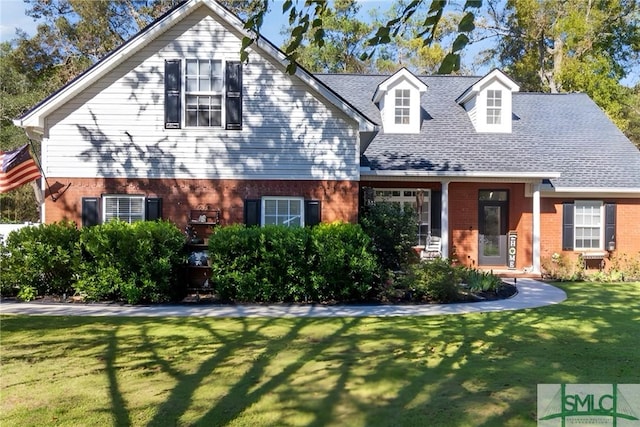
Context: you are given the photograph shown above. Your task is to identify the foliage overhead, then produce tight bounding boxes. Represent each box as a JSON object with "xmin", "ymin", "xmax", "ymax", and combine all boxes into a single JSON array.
[{"xmin": 480, "ymin": 0, "xmax": 640, "ymax": 133}]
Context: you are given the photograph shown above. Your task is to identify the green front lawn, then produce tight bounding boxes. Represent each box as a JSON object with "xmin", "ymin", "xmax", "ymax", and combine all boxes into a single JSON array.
[{"xmin": 1, "ymin": 282, "xmax": 639, "ymax": 426}]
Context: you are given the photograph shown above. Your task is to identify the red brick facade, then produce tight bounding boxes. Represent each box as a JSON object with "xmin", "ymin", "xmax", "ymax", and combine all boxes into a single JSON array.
[
  {"xmin": 46, "ymin": 178, "xmax": 639, "ymax": 270},
  {"xmin": 361, "ymin": 181, "xmax": 640, "ymax": 271},
  {"xmin": 540, "ymin": 198, "xmax": 640, "ymax": 267},
  {"xmin": 44, "ymin": 178, "xmax": 359, "ymax": 229}
]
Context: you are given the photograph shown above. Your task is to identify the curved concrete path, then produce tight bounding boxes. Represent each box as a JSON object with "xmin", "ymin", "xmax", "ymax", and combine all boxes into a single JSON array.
[{"xmin": 0, "ymin": 279, "xmax": 566, "ymax": 318}]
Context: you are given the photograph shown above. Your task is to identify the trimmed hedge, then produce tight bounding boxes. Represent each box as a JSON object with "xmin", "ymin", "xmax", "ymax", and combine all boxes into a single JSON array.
[
  {"xmin": 76, "ymin": 220, "xmax": 186, "ymax": 303},
  {"xmin": 0, "ymin": 221, "xmax": 80, "ymax": 298},
  {"xmin": 208, "ymin": 223, "xmax": 379, "ymax": 303},
  {"xmin": 0, "ymin": 220, "xmax": 186, "ymax": 303}
]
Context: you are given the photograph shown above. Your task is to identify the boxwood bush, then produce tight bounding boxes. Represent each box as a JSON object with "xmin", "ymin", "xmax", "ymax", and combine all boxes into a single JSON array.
[
  {"xmin": 0, "ymin": 221, "xmax": 80, "ymax": 299},
  {"xmin": 1, "ymin": 220, "xmax": 185, "ymax": 303},
  {"xmin": 208, "ymin": 223, "xmax": 379, "ymax": 303},
  {"xmin": 76, "ymin": 220, "xmax": 186, "ymax": 303}
]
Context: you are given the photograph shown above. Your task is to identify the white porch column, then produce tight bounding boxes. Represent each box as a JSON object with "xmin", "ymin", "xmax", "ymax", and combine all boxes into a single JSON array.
[
  {"xmin": 532, "ymin": 182, "xmax": 541, "ymax": 274},
  {"xmin": 441, "ymin": 181, "xmax": 449, "ymax": 259}
]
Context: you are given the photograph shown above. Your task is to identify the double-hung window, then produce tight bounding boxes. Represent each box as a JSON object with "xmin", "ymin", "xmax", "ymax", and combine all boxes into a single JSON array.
[
  {"xmin": 486, "ymin": 90, "xmax": 502, "ymax": 125},
  {"xmin": 394, "ymin": 89, "xmax": 411, "ymax": 125},
  {"xmin": 262, "ymin": 197, "xmax": 304, "ymax": 227},
  {"xmin": 165, "ymin": 58, "xmax": 242, "ymax": 130},
  {"xmin": 103, "ymin": 195, "xmax": 145, "ymax": 223},
  {"xmin": 185, "ymin": 59, "xmax": 223, "ymax": 127},
  {"xmin": 574, "ymin": 201, "xmax": 603, "ymax": 249}
]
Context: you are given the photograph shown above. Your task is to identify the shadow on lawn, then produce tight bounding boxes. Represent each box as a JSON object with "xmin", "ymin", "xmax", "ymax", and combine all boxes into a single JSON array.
[{"xmin": 2, "ymin": 283, "xmax": 638, "ymax": 426}]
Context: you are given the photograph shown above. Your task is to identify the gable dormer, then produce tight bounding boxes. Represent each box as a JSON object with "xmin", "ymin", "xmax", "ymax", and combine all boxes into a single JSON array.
[
  {"xmin": 456, "ymin": 69, "xmax": 520, "ymax": 133},
  {"xmin": 373, "ymin": 68, "xmax": 427, "ymax": 134}
]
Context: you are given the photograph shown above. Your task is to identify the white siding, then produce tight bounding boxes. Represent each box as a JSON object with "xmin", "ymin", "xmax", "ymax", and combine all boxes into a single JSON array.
[{"xmin": 44, "ymin": 5, "xmax": 359, "ymax": 181}]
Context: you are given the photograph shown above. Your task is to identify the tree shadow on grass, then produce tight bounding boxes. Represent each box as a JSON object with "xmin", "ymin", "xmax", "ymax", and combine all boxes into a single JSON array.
[
  {"xmin": 105, "ymin": 325, "xmax": 131, "ymax": 427},
  {"xmin": 1, "ymin": 283, "xmax": 639, "ymax": 426}
]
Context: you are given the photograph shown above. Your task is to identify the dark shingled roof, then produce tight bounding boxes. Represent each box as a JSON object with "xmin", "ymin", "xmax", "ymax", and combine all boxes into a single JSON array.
[{"xmin": 316, "ymin": 74, "xmax": 640, "ymax": 190}]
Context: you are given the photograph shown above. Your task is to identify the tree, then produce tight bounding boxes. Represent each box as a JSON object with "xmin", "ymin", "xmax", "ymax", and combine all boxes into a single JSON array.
[
  {"xmin": 243, "ymin": 0, "xmax": 482, "ymax": 74},
  {"xmin": 622, "ymin": 84, "xmax": 640, "ymax": 148},
  {"xmin": 282, "ymin": 0, "xmax": 373, "ymax": 73},
  {"xmin": 0, "ymin": 42, "xmax": 44, "ymax": 222},
  {"xmin": 481, "ymin": 0, "xmax": 640, "ymax": 132},
  {"xmin": 371, "ymin": 1, "xmax": 460, "ymax": 74}
]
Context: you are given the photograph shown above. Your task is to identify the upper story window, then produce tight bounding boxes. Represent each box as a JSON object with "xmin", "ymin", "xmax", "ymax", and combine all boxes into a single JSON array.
[
  {"xmin": 372, "ymin": 68, "xmax": 427, "ymax": 134},
  {"xmin": 164, "ymin": 59, "xmax": 242, "ymax": 130},
  {"xmin": 394, "ymin": 89, "xmax": 411, "ymax": 125},
  {"xmin": 456, "ymin": 70, "xmax": 519, "ymax": 133},
  {"xmin": 574, "ymin": 201, "xmax": 602, "ymax": 250},
  {"xmin": 486, "ymin": 90, "xmax": 502, "ymax": 125},
  {"xmin": 185, "ymin": 59, "xmax": 223, "ymax": 127}
]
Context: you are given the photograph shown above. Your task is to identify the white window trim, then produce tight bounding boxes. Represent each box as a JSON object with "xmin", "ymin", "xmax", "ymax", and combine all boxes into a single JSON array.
[
  {"xmin": 261, "ymin": 196, "xmax": 305, "ymax": 227},
  {"xmin": 574, "ymin": 200, "xmax": 604, "ymax": 250},
  {"xmin": 184, "ymin": 58, "xmax": 225, "ymax": 128},
  {"xmin": 394, "ymin": 89, "xmax": 411, "ymax": 125},
  {"xmin": 103, "ymin": 195, "xmax": 145, "ymax": 224},
  {"xmin": 486, "ymin": 89, "xmax": 502, "ymax": 125}
]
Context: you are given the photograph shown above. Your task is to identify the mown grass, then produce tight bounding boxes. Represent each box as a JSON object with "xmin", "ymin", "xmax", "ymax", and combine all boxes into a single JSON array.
[{"xmin": 1, "ymin": 282, "xmax": 639, "ymax": 427}]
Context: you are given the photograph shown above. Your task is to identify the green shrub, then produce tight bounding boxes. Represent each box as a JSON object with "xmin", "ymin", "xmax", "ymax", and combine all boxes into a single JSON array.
[
  {"xmin": 541, "ymin": 252, "xmax": 585, "ymax": 281},
  {"xmin": 209, "ymin": 223, "xmax": 379, "ymax": 303},
  {"xmin": 310, "ymin": 223, "xmax": 377, "ymax": 301},
  {"xmin": 409, "ymin": 258, "xmax": 459, "ymax": 303},
  {"xmin": 359, "ymin": 203, "xmax": 418, "ymax": 272},
  {"xmin": 0, "ymin": 221, "xmax": 80, "ymax": 298},
  {"xmin": 76, "ymin": 220, "xmax": 185, "ymax": 303},
  {"xmin": 458, "ymin": 268, "xmax": 503, "ymax": 293}
]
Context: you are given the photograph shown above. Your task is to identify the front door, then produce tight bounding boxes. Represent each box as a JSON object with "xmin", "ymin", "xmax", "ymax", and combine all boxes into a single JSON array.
[{"xmin": 478, "ymin": 190, "xmax": 509, "ymax": 266}]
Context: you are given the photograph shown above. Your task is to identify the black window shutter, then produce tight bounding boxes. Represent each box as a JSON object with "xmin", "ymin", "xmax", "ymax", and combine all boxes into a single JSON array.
[
  {"xmin": 165, "ymin": 59, "xmax": 181, "ymax": 129},
  {"xmin": 605, "ymin": 203, "xmax": 616, "ymax": 248},
  {"xmin": 430, "ymin": 190, "xmax": 441, "ymax": 236},
  {"xmin": 305, "ymin": 200, "xmax": 321, "ymax": 227},
  {"xmin": 225, "ymin": 61, "xmax": 242, "ymax": 130},
  {"xmin": 244, "ymin": 199, "xmax": 261, "ymax": 226},
  {"xmin": 562, "ymin": 202, "xmax": 574, "ymax": 250},
  {"xmin": 145, "ymin": 198, "xmax": 163, "ymax": 221},
  {"xmin": 82, "ymin": 197, "xmax": 100, "ymax": 227}
]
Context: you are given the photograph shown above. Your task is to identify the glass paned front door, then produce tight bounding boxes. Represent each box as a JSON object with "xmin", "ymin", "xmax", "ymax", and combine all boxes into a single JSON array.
[{"xmin": 478, "ymin": 191, "xmax": 508, "ymax": 265}]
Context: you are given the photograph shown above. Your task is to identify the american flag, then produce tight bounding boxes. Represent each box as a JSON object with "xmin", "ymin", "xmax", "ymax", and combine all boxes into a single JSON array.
[{"xmin": 0, "ymin": 145, "xmax": 42, "ymax": 193}]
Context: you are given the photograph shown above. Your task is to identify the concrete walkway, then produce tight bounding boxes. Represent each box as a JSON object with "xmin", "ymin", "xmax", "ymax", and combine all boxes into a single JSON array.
[{"xmin": 0, "ymin": 279, "xmax": 566, "ymax": 318}]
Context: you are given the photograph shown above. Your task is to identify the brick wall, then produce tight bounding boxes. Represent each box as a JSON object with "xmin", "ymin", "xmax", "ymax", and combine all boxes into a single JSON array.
[
  {"xmin": 448, "ymin": 183, "xmax": 533, "ymax": 270},
  {"xmin": 540, "ymin": 198, "xmax": 640, "ymax": 267},
  {"xmin": 44, "ymin": 178, "xmax": 359, "ymax": 228}
]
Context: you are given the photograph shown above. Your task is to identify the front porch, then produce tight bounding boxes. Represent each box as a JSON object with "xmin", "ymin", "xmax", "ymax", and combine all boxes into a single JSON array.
[{"xmin": 361, "ymin": 178, "xmax": 553, "ymax": 274}]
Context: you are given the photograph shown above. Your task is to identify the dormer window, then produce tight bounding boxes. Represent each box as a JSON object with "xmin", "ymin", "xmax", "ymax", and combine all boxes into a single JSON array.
[
  {"xmin": 456, "ymin": 69, "xmax": 519, "ymax": 133},
  {"xmin": 395, "ymin": 89, "xmax": 411, "ymax": 124},
  {"xmin": 486, "ymin": 90, "xmax": 502, "ymax": 125},
  {"xmin": 372, "ymin": 68, "xmax": 427, "ymax": 134}
]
